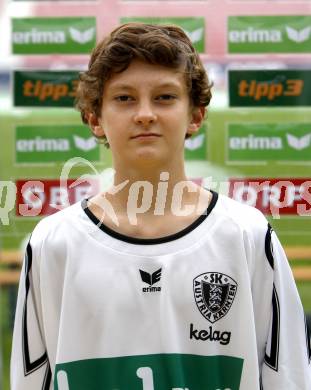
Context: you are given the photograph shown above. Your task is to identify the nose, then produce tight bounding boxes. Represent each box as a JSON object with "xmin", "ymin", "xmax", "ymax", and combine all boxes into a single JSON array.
[{"xmin": 133, "ymin": 101, "xmax": 157, "ymax": 127}]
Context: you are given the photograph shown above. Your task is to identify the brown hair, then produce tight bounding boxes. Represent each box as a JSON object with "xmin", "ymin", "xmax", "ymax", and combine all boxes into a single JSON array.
[{"xmin": 75, "ymin": 22, "xmax": 212, "ymax": 144}]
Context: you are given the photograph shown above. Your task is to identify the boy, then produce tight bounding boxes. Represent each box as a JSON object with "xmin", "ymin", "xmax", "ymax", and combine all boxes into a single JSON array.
[{"xmin": 11, "ymin": 23, "xmax": 310, "ymax": 389}]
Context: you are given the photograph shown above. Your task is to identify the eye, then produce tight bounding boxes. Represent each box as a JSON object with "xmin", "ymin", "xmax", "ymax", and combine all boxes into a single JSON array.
[
  {"xmin": 115, "ymin": 95, "xmax": 134, "ymax": 102},
  {"xmin": 156, "ymin": 94, "xmax": 177, "ymax": 101}
]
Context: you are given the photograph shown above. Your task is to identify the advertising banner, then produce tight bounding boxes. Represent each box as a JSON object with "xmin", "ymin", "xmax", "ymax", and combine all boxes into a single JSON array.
[
  {"xmin": 227, "ymin": 123, "xmax": 311, "ymax": 163},
  {"xmin": 16, "ymin": 178, "xmax": 100, "ymax": 216},
  {"xmin": 12, "ymin": 17, "xmax": 96, "ymax": 54},
  {"xmin": 229, "ymin": 178, "xmax": 311, "ymax": 216},
  {"xmin": 14, "ymin": 70, "xmax": 79, "ymax": 107},
  {"xmin": 185, "ymin": 123, "xmax": 207, "ymax": 160},
  {"xmin": 228, "ymin": 16, "xmax": 311, "ymax": 54},
  {"xmin": 15, "ymin": 125, "xmax": 100, "ymax": 164},
  {"xmin": 229, "ymin": 70, "xmax": 311, "ymax": 107},
  {"xmin": 121, "ymin": 17, "xmax": 205, "ymax": 52}
]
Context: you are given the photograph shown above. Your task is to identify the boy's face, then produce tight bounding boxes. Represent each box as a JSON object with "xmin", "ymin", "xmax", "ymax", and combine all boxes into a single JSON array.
[{"xmin": 90, "ymin": 59, "xmax": 204, "ymax": 168}]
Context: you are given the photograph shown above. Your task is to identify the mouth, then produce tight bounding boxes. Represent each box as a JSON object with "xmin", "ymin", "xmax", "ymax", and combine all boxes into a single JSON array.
[{"xmin": 131, "ymin": 133, "xmax": 161, "ymax": 139}]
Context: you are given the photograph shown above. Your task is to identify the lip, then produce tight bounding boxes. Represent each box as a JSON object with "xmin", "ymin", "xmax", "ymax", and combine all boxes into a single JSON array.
[{"xmin": 131, "ymin": 133, "xmax": 161, "ymax": 139}]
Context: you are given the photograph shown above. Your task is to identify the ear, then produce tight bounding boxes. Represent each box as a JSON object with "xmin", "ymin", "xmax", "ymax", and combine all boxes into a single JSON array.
[
  {"xmin": 187, "ymin": 106, "xmax": 205, "ymax": 136},
  {"xmin": 87, "ymin": 113, "xmax": 105, "ymax": 138}
]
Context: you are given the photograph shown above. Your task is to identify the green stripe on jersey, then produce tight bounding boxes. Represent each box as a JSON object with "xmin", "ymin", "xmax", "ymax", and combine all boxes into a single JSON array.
[{"xmin": 55, "ymin": 353, "xmax": 243, "ymax": 390}]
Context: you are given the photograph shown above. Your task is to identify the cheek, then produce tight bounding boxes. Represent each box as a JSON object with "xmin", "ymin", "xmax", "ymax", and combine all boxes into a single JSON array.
[
  {"xmin": 99, "ymin": 113, "xmax": 122, "ymax": 135},
  {"xmin": 165, "ymin": 108, "xmax": 190, "ymax": 125}
]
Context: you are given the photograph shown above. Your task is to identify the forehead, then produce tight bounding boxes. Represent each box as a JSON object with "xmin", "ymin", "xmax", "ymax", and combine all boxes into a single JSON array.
[{"xmin": 104, "ymin": 59, "xmax": 188, "ymax": 91}]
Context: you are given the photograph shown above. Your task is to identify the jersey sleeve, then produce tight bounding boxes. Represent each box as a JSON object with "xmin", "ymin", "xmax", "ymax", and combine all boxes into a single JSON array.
[
  {"xmin": 259, "ymin": 224, "xmax": 311, "ymax": 389},
  {"xmin": 10, "ymin": 238, "xmax": 52, "ymax": 390}
]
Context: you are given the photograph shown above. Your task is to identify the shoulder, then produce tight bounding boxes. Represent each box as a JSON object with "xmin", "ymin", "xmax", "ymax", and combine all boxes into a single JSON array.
[
  {"xmin": 214, "ymin": 193, "xmax": 269, "ymax": 240},
  {"xmin": 29, "ymin": 201, "xmax": 83, "ymax": 252},
  {"xmin": 213, "ymin": 193, "xmax": 273, "ymax": 274}
]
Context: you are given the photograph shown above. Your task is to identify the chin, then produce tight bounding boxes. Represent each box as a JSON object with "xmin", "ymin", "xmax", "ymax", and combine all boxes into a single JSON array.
[{"xmin": 132, "ymin": 149, "xmax": 169, "ymax": 165}]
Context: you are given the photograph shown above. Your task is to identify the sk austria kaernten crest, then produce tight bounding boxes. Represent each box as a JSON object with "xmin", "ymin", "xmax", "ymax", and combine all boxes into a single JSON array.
[{"xmin": 193, "ymin": 272, "xmax": 238, "ymax": 323}]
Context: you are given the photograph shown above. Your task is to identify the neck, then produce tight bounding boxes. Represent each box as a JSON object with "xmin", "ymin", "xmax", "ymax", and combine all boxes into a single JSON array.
[{"xmin": 112, "ymin": 166, "xmax": 192, "ymax": 215}]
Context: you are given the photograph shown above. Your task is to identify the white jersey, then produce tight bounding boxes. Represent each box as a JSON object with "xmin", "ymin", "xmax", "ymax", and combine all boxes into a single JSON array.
[{"xmin": 11, "ymin": 192, "xmax": 311, "ymax": 390}]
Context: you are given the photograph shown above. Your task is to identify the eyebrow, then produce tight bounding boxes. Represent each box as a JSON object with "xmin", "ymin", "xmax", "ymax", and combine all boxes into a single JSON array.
[{"xmin": 109, "ymin": 81, "xmax": 183, "ymax": 91}]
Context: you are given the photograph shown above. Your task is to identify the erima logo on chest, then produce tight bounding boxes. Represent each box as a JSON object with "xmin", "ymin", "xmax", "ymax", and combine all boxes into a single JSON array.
[
  {"xmin": 139, "ymin": 268, "xmax": 162, "ymax": 293},
  {"xmin": 193, "ymin": 272, "xmax": 238, "ymax": 323}
]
